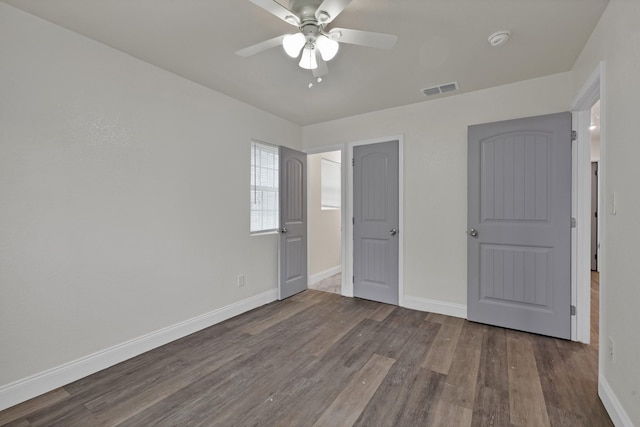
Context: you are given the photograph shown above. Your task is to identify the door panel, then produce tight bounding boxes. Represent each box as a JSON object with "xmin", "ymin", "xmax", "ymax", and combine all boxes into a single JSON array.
[
  {"xmin": 354, "ymin": 141, "xmax": 399, "ymax": 305},
  {"xmin": 279, "ymin": 146, "xmax": 307, "ymax": 300},
  {"xmin": 468, "ymin": 113, "xmax": 572, "ymax": 339}
]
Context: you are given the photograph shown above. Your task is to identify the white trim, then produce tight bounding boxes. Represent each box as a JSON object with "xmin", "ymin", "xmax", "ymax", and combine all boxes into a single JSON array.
[
  {"xmin": 570, "ymin": 62, "xmax": 604, "ymax": 345},
  {"xmin": 341, "ymin": 147, "xmax": 349, "ymax": 297},
  {"xmin": 309, "ymin": 265, "xmax": 342, "ymax": 285},
  {"xmin": 398, "ymin": 138, "xmax": 404, "ymax": 306},
  {"xmin": 599, "ymin": 375, "xmax": 634, "ymax": 427},
  {"xmin": 597, "ymin": 63, "xmax": 607, "ymax": 380},
  {"xmin": 403, "ymin": 296, "xmax": 467, "ymax": 319},
  {"xmin": 0, "ymin": 289, "xmax": 277, "ymax": 412},
  {"xmin": 304, "ymin": 143, "xmax": 345, "ymax": 155},
  {"xmin": 571, "ymin": 65, "xmax": 602, "ymax": 110},
  {"xmin": 570, "ymin": 113, "xmax": 578, "ymax": 340},
  {"xmin": 346, "ymin": 135, "xmax": 404, "ymax": 304},
  {"xmin": 570, "ymin": 109, "xmax": 592, "ymax": 344}
]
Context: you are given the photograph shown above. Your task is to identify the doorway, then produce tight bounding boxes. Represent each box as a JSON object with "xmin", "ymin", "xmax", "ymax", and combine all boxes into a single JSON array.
[
  {"xmin": 590, "ymin": 100, "xmax": 601, "ymax": 274},
  {"xmin": 306, "ymin": 136, "xmax": 404, "ymax": 304},
  {"xmin": 589, "ymin": 100, "xmax": 601, "ymax": 347},
  {"xmin": 570, "ymin": 62, "xmax": 604, "ymax": 350},
  {"xmin": 307, "ymin": 150, "xmax": 344, "ymax": 295}
]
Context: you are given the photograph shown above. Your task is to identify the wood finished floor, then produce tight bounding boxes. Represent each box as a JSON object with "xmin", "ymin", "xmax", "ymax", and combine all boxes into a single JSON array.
[
  {"xmin": 1, "ymin": 280, "xmax": 611, "ymax": 426},
  {"xmin": 308, "ymin": 273, "xmax": 341, "ymax": 295}
]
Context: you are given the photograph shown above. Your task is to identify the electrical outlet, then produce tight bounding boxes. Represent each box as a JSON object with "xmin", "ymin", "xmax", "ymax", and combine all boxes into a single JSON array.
[
  {"xmin": 608, "ymin": 336, "xmax": 615, "ymax": 362},
  {"xmin": 237, "ymin": 274, "xmax": 245, "ymax": 287}
]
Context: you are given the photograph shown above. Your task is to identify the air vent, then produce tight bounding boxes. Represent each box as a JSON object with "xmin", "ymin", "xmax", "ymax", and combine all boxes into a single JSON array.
[{"xmin": 422, "ymin": 81, "xmax": 459, "ymax": 97}]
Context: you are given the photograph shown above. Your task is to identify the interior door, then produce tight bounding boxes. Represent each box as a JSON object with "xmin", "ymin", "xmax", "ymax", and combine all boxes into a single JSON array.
[
  {"xmin": 591, "ymin": 162, "xmax": 598, "ymax": 271},
  {"xmin": 279, "ymin": 146, "xmax": 307, "ymax": 300},
  {"xmin": 353, "ymin": 141, "xmax": 399, "ymax": 305},
  {"xmin": 467, "ymin": 112, "xmax": 572, "ymax": 339}
]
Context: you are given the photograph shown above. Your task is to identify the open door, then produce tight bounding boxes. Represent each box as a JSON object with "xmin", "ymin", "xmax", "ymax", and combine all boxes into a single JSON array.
[
  {"xmin": 467, "ymin": 113, "xmax": 572, "ymax": 339},
  {"xmin": 279, "ymin": 146, "xmax": 307, "ymax": 300}
]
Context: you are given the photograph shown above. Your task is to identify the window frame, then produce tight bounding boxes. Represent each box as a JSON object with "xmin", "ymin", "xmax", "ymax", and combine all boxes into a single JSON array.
[
  {"xmin": 250, "ymin": 140, "xmax": 279, "ymax": 235},
  {"xmin": 320, "ymin": 157, "xmax": 341, "ymax": 210}
]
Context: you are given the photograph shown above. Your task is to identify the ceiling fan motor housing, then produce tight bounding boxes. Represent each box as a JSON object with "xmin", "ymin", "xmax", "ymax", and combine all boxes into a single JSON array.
[
  {"xmin": 289, "ymin": 0, "xmax": 324, "ymax": 22},
  {"xmin": 301, "ymin": 22, "xmax": 321, "ymax": 43}
]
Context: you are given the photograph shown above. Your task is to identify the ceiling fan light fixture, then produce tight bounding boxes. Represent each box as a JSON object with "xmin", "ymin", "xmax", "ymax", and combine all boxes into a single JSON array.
[
  {"xmin": 317, "ymin": 11, "xmax": 330, "ymax": 23},
  {"xmin": 284, "ymin": 15, "xmax": 300, "ymax": 26},
  {"xmin": 283, "ymin": 33, "xmax": 306, "ymax": 58},
  {"xmin": 327, "ymin": 29, "xmax": 342, "ymax": 41},
  {"xmin": 316, "ymin": 35, "xmax": 339, "ymax": 61},
  {"xmin": 299, "ymin": 46, "xmax": 318, "ymax": 70}
]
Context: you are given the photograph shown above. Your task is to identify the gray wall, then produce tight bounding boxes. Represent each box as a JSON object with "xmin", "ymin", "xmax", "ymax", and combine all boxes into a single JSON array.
[{"xmin": 0, "ymin": 3, "xmax": 301, "ymax": 387}]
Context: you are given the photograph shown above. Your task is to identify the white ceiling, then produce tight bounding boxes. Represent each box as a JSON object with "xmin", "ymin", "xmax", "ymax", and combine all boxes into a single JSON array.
[{"xmin": 3, "ymin": 0, "xmax": 609, "ymax": 126}]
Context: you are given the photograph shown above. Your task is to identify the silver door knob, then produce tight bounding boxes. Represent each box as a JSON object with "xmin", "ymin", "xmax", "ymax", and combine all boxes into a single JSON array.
[
  {"xmin": 280, "ymin": 227, "xmax": 288, "ymax": 234},
  {"xmin": 389, "ymin": 228, "xmax": 398, "ymax": 236},
  {"xmin": 469, "ymin": 228, "xmax": 478, "ymax": 237}
]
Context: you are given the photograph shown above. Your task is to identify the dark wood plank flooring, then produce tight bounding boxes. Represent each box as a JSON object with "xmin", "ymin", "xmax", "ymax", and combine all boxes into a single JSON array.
[{"xmin": 0, "ymin": 284, "xmax": 611, "ymax": 426}]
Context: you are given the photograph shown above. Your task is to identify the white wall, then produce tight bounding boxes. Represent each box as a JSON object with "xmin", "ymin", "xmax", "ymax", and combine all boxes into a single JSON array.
[
  {"xmin": 591, "ymin": 134, "xmax": 601, "ymax": 162},
  {"xmin": 308, "ymin": 151, "xmax": 342, "ymax": 279},
  {"xmin": 0, "ymin": 3, "xmax": 301, "ymax": 391},
  {"xmin": 304, "ymin": 72, "xmax": 575, "ymax": 307},
  {"xmin": 571, "ymin": 0, "xmax": 640, "ymax": 424}
]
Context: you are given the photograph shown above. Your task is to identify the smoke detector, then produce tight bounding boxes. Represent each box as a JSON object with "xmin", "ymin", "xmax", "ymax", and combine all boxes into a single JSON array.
[{"xmin": 488, "ymin": 30, "xmax": 511, "ymax": 47}]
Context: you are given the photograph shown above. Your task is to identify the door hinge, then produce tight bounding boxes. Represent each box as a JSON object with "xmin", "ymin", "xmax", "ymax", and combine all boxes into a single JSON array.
[
  {"xmin": 570, "ymin": 305, "xmax": 576, "ymax": 316},
  {"xmin": 352, "ymin": 158, "xmax": 354, "ymax": 166},
  {"xmin": 571, "ymin": 217, "xmax": 577, "ymax": 228},
  {"xmin": 571, "ymin": 130, "xmax": 577, "ymax": 141},
  {"xmin": 352, "ymin": 276, "xmax": 355, "ymax": 284},
  {"xmin": 352, "ymin": 217, "xmax": 355, "ymax": 225}
]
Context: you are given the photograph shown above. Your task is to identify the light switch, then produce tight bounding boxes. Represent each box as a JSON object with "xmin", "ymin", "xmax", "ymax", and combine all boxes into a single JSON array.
[{"xmin": 610, "ymin": 192, "xmax": 617, "ymax": 215}]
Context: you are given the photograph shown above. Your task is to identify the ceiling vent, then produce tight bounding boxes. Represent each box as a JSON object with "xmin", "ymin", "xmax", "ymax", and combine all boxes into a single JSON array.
[{"xmin": 422, "ymin": 81, "xmax": 459, "ymax": 97}]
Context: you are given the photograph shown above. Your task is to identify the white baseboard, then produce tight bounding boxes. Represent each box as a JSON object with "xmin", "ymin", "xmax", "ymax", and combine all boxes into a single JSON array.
[
  {"xmin": 309, "ymin": 265, "xmax": 342, "ymax": 285},
  {"xmin": 0, "ymin": 289, "xmax": 277, "ymax": 412},
  {"xmin": 599, "ymin": 374, "xmax": 634, "ymax": 427},
  {"xmin": 403, "ymin": 296, "xmax": 467, "ymax": 319}
]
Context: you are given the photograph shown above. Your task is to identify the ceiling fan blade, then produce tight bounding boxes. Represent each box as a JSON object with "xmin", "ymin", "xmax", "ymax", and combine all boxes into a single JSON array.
[
  {"xmin": 235, "ymin": 35, "xmax": 285, "ymax": 57},
  {"xmin": 313, "ymin": 51, "xmax": 329, "ymax": 77},
  {"xmin": 249, "ymin": 0, "xmax": 300, "ymax": 26},
  {"xmin": 315, "ymin": 0, "xmax": 352, "ymax": 24},
  {"xmin": 330, "ymin": 28, "xmax": 398, "ymax": 49}
]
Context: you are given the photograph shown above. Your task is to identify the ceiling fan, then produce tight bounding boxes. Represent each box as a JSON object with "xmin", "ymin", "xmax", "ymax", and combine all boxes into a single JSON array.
[{"xmin": 236, "ymin": 0, "xmax": 398, "ymax": 78}]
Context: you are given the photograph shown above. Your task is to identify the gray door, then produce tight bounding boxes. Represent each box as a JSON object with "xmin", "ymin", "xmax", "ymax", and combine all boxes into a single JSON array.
[
  {"xmin": 279, "ymin": 146, "xmax": 307, "ymax": 300},
  {"xmin": 353, "ymin": 141, "xmax": 399, "ymax": 305},
  {"xmin": 591, "ymin": 162, "xmax": 598, "ymax": 271},
  {"xmin": 467, "ymin": 112, "xmax": 572, "ymax": 339}
]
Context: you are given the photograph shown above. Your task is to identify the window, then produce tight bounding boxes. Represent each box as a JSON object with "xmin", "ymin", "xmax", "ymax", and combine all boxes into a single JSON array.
[
  {"xmin": 250, "ymin": 141, "xmax": 279, "ymax": 233},
  {"xmin": 321, "ymin": 158, "xmax": 341, "ymax": 210}
]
